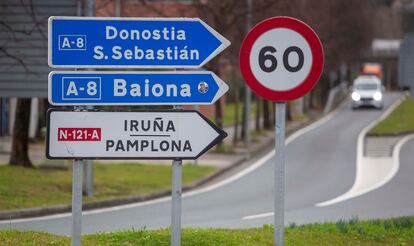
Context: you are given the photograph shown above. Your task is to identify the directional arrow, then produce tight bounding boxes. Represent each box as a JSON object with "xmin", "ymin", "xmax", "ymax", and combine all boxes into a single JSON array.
[
  {"xmin": 48, "ymin": 17, "xmax": 230, "ymax": 68},
  {"xmin": 46, "ymin": 110, "xmax": 227, "ymax": 159},
  {"xmin": 48, "ymin": 71, "xmax": 229, "ymax": 105}
]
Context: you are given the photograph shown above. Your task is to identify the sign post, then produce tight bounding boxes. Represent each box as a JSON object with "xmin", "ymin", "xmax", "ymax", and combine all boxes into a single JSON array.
[
  {"xmin": 48, "ymin": 16, "xmax": 230, "ymax": 245},
  {"xmin": 171, "ymin": 157, "xmax": 182, "ymax": 246},
  {"xmin": 274, "ymin": 102, "xmax": 286, "ymax": 245},
  {"xmin": 72, "ymin": 96, "xmax": 83, "ymax": 246},
  {"xmin": 240, "ymin": 17, "xmax": 323, "ymax": 245},
  {"xmin": 72, "ymin": 158, "xmax": 83, "ymax": 246},
  {"xmin": 171, "ymin": 105, "xmax": 183, "ymax": 246}
]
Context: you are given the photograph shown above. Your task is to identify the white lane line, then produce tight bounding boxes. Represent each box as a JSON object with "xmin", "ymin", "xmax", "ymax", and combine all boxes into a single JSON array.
[
  {"xmin": 316, "ymin": 97, "xmax": 404, "ymax": 207},
  {"xmin": 183, "ymin": 111, "xmax": 338, "ymax": 198},
  {"xmin": 244, "ymin": 130, "xmax": 412, "ymax": 220},
  {"xmin": 0, "ymin": 102, "xmax": 340, "ymax": 225},
  {"xmin": 243, "ymin": 96, "xmax": 406, "ymax": 220}
]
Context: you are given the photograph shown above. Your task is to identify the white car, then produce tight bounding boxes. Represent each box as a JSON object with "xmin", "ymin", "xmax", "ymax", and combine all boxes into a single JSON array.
[{"xmin": 351, "ymin": 76, "xmax": 384, "ymax": 109}]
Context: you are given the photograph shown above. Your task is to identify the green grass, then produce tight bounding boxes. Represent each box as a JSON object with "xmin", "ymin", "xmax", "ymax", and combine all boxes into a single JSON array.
[
  {"xmin": 223, "ymin": 102, "xmax": 256, "ymax": 127},
  {"xmin": 0, "ymin": 163, "xmax": 216, "ymax": 211},
  {"xmin": 369, "ymin": 97, "xmax": 414, "ymax": 135},
  {"xmin": 2, "ymin": 216, "xmax": 414, "ymax": 245},
  {"xmin": 210, "ymin": 102, "xmax": 256, "ymax": 127},
  {"xmin": 213, "ymin": 143, "xmax": 235, "ymax": 154}
]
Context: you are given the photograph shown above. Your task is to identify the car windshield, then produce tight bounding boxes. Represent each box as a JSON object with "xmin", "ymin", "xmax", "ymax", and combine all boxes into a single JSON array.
[{"xmin": 355, "ymin": 83, "xmax": 379, "ymax": 90}]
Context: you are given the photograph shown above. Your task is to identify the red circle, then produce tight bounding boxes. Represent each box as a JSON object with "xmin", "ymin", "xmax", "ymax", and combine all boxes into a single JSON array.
[{"xmin": 239, "ymin": 17, "xmax": 324, "ymax": 102}]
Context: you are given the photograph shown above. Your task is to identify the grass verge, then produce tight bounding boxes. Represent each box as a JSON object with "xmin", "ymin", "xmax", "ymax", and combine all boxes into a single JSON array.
[
  {"xmin": 1, "ymin": 216, "xmax": 414, "ymax": 245},
  {"xmin": 0, "ymin": 163, "xmax": 216, "ymax": 211},
  {"xmin": 223, "ymin": 102, "xmax": 256, "ymax": 127},
  {"xmin": 210, "ymin": 102, "xmax": 256, "ymax": 127},
  {"xmin": 369, "ymin": 97, "xmax": 414, "ymax": 135}
]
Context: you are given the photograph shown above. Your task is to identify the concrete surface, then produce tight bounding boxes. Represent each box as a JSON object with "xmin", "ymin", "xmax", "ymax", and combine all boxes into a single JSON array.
[{"xmin": 2, "ymin": 93, "xmax": 413, "ymax": 235}]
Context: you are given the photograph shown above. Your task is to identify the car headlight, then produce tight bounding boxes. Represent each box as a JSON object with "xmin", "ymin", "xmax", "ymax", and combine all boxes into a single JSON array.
[
  {"xmin": 373, "ymin": 92, "xmax": 382, "ymax": 101},
  {"xmin": 351, "ymin": 92, "xmax": 360, "ymax": 101}
]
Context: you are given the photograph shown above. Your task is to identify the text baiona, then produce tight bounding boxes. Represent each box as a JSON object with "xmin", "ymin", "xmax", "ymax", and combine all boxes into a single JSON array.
[{"xmin": 114, "ymin": 79, "xmax": 191, "ymax": 98}]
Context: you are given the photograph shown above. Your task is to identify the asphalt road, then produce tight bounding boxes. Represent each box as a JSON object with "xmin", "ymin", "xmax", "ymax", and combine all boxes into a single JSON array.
[{"xmin": 2, "ymin": 92, "xmax": 412, "ymax": 235}]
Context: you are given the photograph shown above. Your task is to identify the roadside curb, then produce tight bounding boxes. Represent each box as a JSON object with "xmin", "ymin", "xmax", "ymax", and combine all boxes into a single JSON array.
[
  {"xmin": 0, "ymin": 114, "xmax": 318, "ymax": 221},
  {"xmin": 366, "ymin": 130, "xmax": 414, "ymax": 137}
]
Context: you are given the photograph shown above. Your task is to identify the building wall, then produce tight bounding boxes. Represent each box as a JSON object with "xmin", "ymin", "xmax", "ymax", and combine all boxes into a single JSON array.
[{"xmin": 0, "ymin": 0, "xmax": 78, "ymax": 97}]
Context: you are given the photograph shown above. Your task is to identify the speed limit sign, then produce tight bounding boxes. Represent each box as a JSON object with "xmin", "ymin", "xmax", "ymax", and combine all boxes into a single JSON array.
[
  {"xmin": 240, "ymin": 17, "xmax": 323, "ymax": 101},
  {"xmin": 240, "ymin": 17, "xmax": 324, "ymax": 246}
]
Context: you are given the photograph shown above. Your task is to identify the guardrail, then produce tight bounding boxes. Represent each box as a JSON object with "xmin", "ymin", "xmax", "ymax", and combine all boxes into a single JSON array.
[{"xmin": 323, "ymin": 81, "xmax": 349, "ymax": 114}]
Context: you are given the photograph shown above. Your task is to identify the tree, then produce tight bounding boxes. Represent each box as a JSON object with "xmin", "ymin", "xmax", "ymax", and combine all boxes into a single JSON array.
[
  {"xmin": 0, "ymin": 1, "xmax": 49, "ymax": 168},
  {"xmin": 263, "ymin": 0, "xmax": 375, "ymax": 109},
  {"xmin": 193, "ymin": 0, "xmax": 281, "ymax": 145},
  {"xmin": 228, "ymin": 71, "xmax": 241, "ymax": 144},
  {"xmin": 9, "ymin": 99, "xmax": 32, "ymax": 167},
  {"xmin": 263, "ymin": 100, "xmax": 271, "ymax": 129},
  {"xmin": 255, "ymin": 97, "xmax": 262, "ymax": 132},
  {"xmin": 129, "ymin": 0, "xmax": 375, "ymax": 140}
]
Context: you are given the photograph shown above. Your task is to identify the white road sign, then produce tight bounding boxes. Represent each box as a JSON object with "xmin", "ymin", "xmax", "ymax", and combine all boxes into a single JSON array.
[
  {"xmin": 240, "ymin": 17, "xmax": 323, "ymax": 101},
  {"xmin": 46, "ymin": 110, "xmax": 227, "ymax": 159}
]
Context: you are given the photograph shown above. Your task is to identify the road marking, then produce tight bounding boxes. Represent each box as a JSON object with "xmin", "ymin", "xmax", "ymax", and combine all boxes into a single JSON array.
[
  {"xmin": 0, "ymin": 100, "xmax": 340, "ymax": 225},
  {"xmin": 316, "ymin": 96, "xmax": 404, "ymax": 207},
  {"xmin": 244, "ymin": 131, "xmax": 411, "ymax": 219},
  {"xmin": 184, "ymin": 103, "xmax": 339, "ymax": 197},
  {"xmin": 242, "ymin": 95, "xmax": 407, "ymax": 220}
]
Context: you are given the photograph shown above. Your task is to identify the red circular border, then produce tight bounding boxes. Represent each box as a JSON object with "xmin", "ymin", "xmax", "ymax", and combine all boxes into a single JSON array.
[{"xmin": 239, "ymin": 17, "xmax": 324, "ymax": 102}]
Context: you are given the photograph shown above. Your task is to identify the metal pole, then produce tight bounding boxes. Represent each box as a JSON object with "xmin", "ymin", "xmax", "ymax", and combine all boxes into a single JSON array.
[
  {"xmin": 171, "ymin": 159, "xmax": 182, "ymax": 246},
  {"xmin": 83, "ymin": 163, "xmax": 93, "ymax": 196},
  {"xmin": 83, "ymin": 104, "xmax": 94, "ymax": 197},
  {"xmin": 83, "ymin": 0, "xmax": 95, "ymax": 197},
  {"xmin": 82, "ymin": 106, "xmax": 93, "ymax": 197},
  {"xmin": 115, "ymin": 0, "xmax": 121, "ymax": 17},
  {"xmin": 72, "ymin": 159, "xmax": 83, "ymax": 246},
  {"xmin": 243, "ymin": 0, "xmax": 252, "ymax": 146},
  {"xmin": 274, "ymin": 102, "xmax": 286, "ymax": 246},
  {"xmin": 76, "ymin": 0, "xmax": 82, "ymax": 16},
  {"xmin": 171, "ymin": 105, "xmax": 183, "ymax": 246},
  {"xmin": 193, "ymin": 105, "xmax": 200, "ymax": 165},
  {"xmin": 85, "ymin": 0, "xmax": 95, "ymax": 16},
  {"xmin": 72, "ymin": 104, "xmax": 84, "ymax": 246}
]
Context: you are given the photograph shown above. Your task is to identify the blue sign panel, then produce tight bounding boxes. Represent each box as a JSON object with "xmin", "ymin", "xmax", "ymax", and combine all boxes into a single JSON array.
[
  {"xmin": 48, "ymin": 71, "xmax": 229, "ymax": 105},
  {"xmin": 48, "ymin": 17, "xmax": 230, "ymax": 68}
]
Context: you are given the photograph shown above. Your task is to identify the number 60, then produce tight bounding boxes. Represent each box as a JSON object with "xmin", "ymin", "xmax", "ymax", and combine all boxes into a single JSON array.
[{"xmin": 258, "ymin": 46, "xmax": 304, "ymax": 73}]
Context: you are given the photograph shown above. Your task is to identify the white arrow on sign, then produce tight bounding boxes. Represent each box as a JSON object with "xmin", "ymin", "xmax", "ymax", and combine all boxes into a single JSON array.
[{"xmin": 46, "ymin": 110, "xmax": 227, "ymax": 159}]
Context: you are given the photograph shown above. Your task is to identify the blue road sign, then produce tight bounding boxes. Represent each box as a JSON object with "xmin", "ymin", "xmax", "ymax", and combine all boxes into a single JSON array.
[
  {"xmin": 48, "ymin": 17, "xmax": 230, "ymax": 68},
  {"xmin": 48, "ymin": 71, "xmax": 229, "ymax": 105}
]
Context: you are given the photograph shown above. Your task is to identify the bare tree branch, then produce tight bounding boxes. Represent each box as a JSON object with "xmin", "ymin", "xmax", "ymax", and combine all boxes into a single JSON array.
[
  {"xmin": 136, "ymin": 0, "xmax": 170, "ymax": 17},
  {"xmin": 20, "ymin": 0, "xmax": 47, "ymax": 40},
  {"xmin": 0, "ymin": 46, "xmax": 29, "ymax": 72}
]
